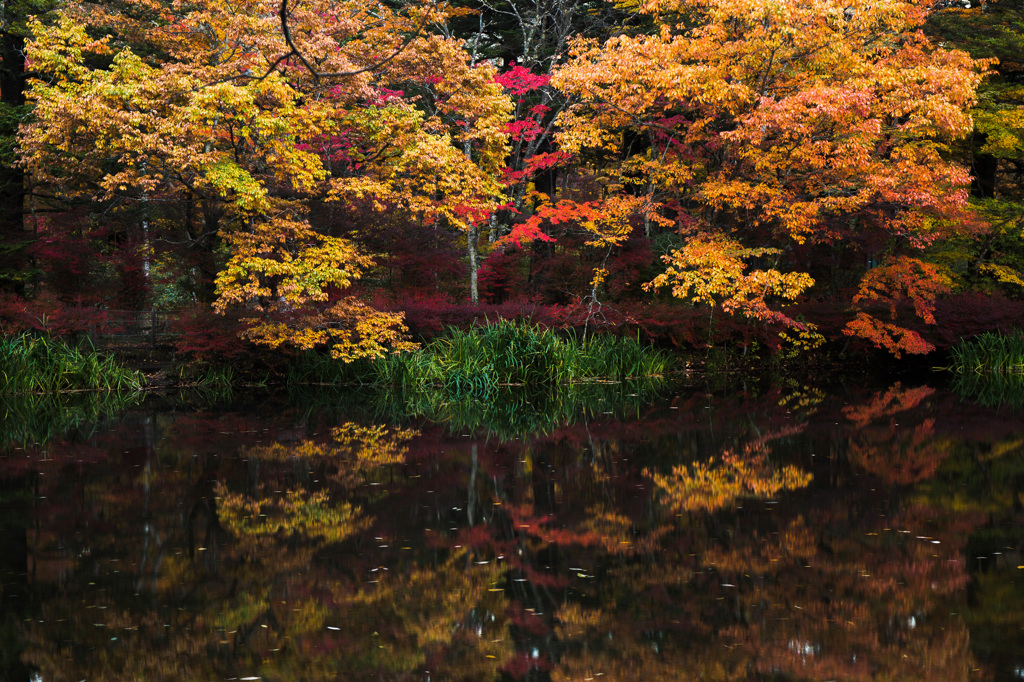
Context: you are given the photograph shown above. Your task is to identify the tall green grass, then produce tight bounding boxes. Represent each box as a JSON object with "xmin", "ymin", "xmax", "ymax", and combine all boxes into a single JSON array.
[
  {"xmin": 949, "ymin": 331, "xmax": 1024, "ymax": 375},
  {"xmin": 288, "ymin": 320, "xmax": 673, "ymax": 391},
  {"xmin": 287, "ymin": 321, "xmax": 673, "ymax": 439},
  {"xmin": 946, "ymin": 331, "xmax": 1024, "ymax": 410},
  {"xmin": 0, "ymin": 334, "xmax": 144, "ymax": 394}
]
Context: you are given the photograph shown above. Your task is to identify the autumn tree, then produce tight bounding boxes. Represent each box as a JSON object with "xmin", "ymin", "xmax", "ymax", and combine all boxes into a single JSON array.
[
  {"xmin": 550, "ymin": 0, "xmax": 988, "ymax": 354},
  {"xmin": 431, "ymin": 0, "xmax": 652, "ymax": 307},
  {"xmin": 21, "ymin": 0, "xmax": 511, "ymax": 354},
  {"xmin": 454, "ymin": 0, "xmax": 640, "ymax": 228}
]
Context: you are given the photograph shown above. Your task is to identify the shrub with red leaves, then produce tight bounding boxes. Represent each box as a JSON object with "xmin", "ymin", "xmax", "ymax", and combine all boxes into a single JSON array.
[{"xmin": 170, "ymin": 308, "xmax": 250, "ymax": 362}]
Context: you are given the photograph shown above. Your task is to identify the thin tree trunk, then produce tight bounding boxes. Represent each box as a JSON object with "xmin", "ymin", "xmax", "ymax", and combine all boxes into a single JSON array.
[
  {"xmin": 468, "ymin": 222, "xmax": 479, "ymax": 305},
  {"xmin": 464, "ymin": 139, "xmax": 480, "ymax": 305}
]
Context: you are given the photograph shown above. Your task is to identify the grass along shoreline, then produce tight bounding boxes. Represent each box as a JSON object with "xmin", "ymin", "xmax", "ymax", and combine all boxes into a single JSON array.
[
  {"xmin": 2, "ymin": 322, "xmax": 672, "ymax": 397},
  {"xmin": 0, "ymin": 334, "xmax": 144, "ymax": 395},
  {"xmin": 947, "ymin": 330, "xmax": 1024, "ymax": 410},
  {"xmin": 288, "ymin": 320, "xmax": 674, "ymax": 391},
  {"xmin": 949, "ymin": 330, "xmax": 1024, "ymax": 375}
]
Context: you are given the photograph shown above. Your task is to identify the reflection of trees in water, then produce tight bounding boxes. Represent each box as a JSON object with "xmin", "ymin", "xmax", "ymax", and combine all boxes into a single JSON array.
[
  {"xmin": 911, "ymin": 409, "xmax": 1024, "ymax": 681},
  {"xmin": 5, "ymin": 381, "xmax": 1024, "ymax": 679},
  {"xmin": 650, "ymin": 425, "xmax": 812, "ymax": 513},
  {"xmin": 842, "ymin": 384, "xmax": 954, "ymax": 486},
  {"xmin": 16, "ymin": 419, "xmax": 426, "ymax": 680},
  {"xmin": 541, "ymin": 385, "xmax": 975, "ymax": 681}
]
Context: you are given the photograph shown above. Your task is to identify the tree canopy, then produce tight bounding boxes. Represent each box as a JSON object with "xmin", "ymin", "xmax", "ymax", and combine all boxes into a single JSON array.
[{"xmin": 1, "ymin": 0, "xmax": 1019, "ymax": 360}]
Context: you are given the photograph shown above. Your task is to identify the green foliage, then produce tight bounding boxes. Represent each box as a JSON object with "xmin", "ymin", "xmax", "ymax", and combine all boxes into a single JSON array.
[
  {"xmin": 288, "ymin": 381, "xmax": 668, "ymax": 440},
  {"xmin": 926, "ymin": 199, "xmax": 1024, "ymax": 295},
  {"xmin": 926, "ymin": 2, "xmax": 1024, "ymax": 287},
  {"xmin": 947, "ymin": 330, "xmax": 1024, "ymax": 409},
  {"xmin": 926, "ymin": 3, "xmax": 1024, "ymax": 64},
  {"xmin": 0, "ymin": 103, "xmax": 31, "ymax": 164},
  {"xmin": 287, "ymin": 350, "xmax": 377, "ymax": 386},
  {"xmin": 198, "ymin": 364, "xmax": 235, "ymax": 391},
  {"xmin": 287, "ymin": 320, "xmax": 673, "ymax": 438},
  {"xmin": 0, "ymin": 333, "xmax": 144, "ymax": 394},
  {"xmin": 176, "ymin": 361, "xmax": 235, "ymax": 387},
  {"xmin": 173, "ymin": 362, "xmax": 237, "ymax": 403},
  {"xmin": 0, "ymin": 239, "xmax": 40, "ymax": 288},
  {"xmin": 289, "ymin": 319, "xmax": 673, "ymax": 390}
]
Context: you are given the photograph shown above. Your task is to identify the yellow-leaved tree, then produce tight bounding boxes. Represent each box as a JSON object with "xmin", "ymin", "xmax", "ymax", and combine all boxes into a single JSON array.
[{"xmin": 21, "ymin": 0, "xmax": 511, "ymax": 358}]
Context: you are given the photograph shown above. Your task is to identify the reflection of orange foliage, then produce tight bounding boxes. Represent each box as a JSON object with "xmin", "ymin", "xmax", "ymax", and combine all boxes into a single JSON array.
[
  {"xmin": 503, "ymin": 503, "xmax": 667, "ymax": 556},
  {"xmin": 701, "ymin": 506, "xmax": 973, "ymax": 680},
  {"xmin": 848, "ymin": 419, "xmax": 951, "ymax": 486},
  {"xmin": 652, "ymin": 457, "xmax": 811, "ymax": 513},
  {"xmin": 576, "ymin": 507, "xmax": 669, "ymax": 555},
  {"xmin": 844, "ymin": 385, "xmax": 950, "ymax": 485},
  {"xmin": 649, "ymin": 428, "xmax": 812, "ymax": 513},
  {"xmin": 843, "ymin": 382, "xmax": 935, "ymax": 426},
  {"xmin": 708, "ymin": 515, "xmax": 818, "ymax": 575},
  {"xmin": 549, "ymin": 509, "xmax": 973, "ymax": 682},
  {"xmin": 728, "ymin": 513, "xmax": 970, "ymax": 680},
  {"xmin": 239, "ymin": 422, "xmax": 418, "ymax": 489}
]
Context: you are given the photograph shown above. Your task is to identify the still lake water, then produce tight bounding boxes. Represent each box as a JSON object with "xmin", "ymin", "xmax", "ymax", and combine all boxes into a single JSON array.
[{"xmin": 1, "ymin": 374, "xmax": 1023, "ymax": 681}]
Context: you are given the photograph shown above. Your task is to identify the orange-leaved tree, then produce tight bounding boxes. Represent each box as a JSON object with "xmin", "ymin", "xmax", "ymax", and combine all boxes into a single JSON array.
[
  {"xmin": 551, "ymin": 0, "xmax": 988, "ymax": 354},
  {"xmin": 21, "ymin": 0, "xmax": 511, "ymax": 357}
]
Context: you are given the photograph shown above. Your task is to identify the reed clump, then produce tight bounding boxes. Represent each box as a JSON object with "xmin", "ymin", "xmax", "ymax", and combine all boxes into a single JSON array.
[
  {"xmin": 288, "ymin": 320, "xmax": 673, "ymax": 391},
  {"xmin": 0, "ymin": 334, "xmax": 144, "ymax": 394},
  {"xmin": 949, "ymin": 330, "xmax": 1024, "ymax": 375}
]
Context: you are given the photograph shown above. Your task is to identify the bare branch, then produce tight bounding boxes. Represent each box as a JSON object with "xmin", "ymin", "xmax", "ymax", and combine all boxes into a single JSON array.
[{"xmin": 269, "ymin": 0, "xmax": 438, "ymax": 81}]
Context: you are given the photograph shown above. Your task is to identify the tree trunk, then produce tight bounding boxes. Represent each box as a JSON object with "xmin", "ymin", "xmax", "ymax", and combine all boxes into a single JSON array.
[
  {"xmin": 0, "ymin": 31, "xmax": 28, "ymax": 295},
  {"xmin": 463, "ymin": 138, "xmax": 480, "ymax": 305},
  {"xmin": 467, "ymin": 222, "xmax": 479, "ymax": 305}
]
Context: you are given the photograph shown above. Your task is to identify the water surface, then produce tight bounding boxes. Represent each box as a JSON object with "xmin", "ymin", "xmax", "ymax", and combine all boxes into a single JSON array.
[{"xmin": 1, "ymin": 376, "xmax": 1022, "ymax": 681}]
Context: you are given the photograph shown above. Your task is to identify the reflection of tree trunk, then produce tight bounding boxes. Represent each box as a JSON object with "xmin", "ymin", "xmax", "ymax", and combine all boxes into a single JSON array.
[
  {"xmin": 0, "ymin": 474, "xmax": 33, "ymax": 682},
  {"xmin": 188, "ymin": 457, "xmax": 227, "ymax": 573},
  {"xmin": 465, "ymin": 443, "xmax": 479, "ymax": 571},
  {"xmin": 0, "ymin": 482, "xmax": 28, "ymax": 609},
  {"xmin": 137, "ymin": 416, "xmax": 166, "ymax": 595},
  {"xmin": 468, "ymin": 443, "xmax": 478, "ymax": 527}
]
